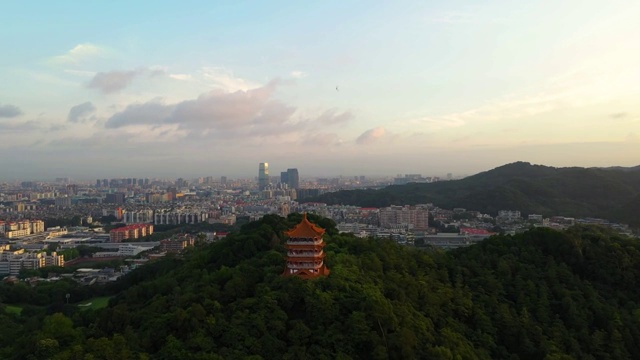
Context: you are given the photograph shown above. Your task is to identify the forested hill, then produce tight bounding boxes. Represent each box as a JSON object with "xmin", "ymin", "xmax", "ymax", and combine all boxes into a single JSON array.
[
  {"xmin": 312, "ymin": 161, "xmax": 640, "ymax": 226},
  {"xmin": 3, "ymin": 214, "xmax": 640, "ymax": 359}
]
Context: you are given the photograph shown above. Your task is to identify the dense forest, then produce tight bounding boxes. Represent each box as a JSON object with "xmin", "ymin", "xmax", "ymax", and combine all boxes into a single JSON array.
[
  {"xmin": 313, "ymin": 162, "xmax": 640, "ymax": 227},
  {"xmin": 2, "ymin": 214, "xmax": 640, "ymax": 359}
]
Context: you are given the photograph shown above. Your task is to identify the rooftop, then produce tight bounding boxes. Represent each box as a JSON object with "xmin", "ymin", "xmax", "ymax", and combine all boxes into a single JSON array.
[{"xmin": 285, "ymin": 213, "xmax": 325, "ymax": 238}]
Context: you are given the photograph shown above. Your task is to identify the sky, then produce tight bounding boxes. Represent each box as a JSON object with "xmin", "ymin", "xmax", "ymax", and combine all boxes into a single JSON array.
[{"xmin": 1, "ymin": 1, "xmax": 639, "ymax": 180}]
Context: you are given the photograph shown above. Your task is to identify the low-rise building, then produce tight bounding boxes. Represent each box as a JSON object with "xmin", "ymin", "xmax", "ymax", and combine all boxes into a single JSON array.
[{"xmin": 160, "ymin": 235, "xmax": 195, "ymax": 253}]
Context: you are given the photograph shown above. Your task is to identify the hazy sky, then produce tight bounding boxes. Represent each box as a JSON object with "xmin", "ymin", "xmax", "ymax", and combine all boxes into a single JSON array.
[{"xmin": 1, "ymin": 1, "xmax": 639, "ymax": 180}]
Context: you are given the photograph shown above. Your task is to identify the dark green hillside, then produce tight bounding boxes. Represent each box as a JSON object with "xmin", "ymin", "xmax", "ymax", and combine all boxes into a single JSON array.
[
  {"xmin": 314, "ymin": 162, "xmax": 640, "ymax": 226},
  {"xmin": 3, "ymin": 215, "xmax": 640, "ymax": 359}
]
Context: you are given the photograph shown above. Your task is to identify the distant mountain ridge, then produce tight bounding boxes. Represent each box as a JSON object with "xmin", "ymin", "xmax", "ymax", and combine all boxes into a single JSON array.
[{"xmin": 313, "ymin": 162, "xmax": 640, "ymax": 227}]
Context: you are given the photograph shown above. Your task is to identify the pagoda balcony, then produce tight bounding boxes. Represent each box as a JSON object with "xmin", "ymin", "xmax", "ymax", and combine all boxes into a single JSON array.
[
  {"xmin": 287, "ymin": 251, "xmax": 324, "ymax": 258},
  {"xmin": 287, "ymin": 255, "xmax": 326, "ymax": 262},
  {"xmin": 287, "ymin": 239, "xmax": 324, "ymax": 246},
  {"xmin": 287, "ymin": 238, "xmax": 323, "ymax": 245},
  {"xmin": 287, "ymin": 252, "xmax": 325, "ymax": 257},
  {"xmin": 287, "ymin": 262, "xmax": 324, "ymax": 269}
]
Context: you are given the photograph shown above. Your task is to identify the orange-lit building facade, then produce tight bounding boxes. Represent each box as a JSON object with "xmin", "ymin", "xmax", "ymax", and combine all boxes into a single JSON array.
[
  {"xmin": 283, "ymin": 214, "xmax": 330, "ymax": 279},
  {"xmin": 109, "ymin": 223, "xmax": 154, "ymax": 243}
]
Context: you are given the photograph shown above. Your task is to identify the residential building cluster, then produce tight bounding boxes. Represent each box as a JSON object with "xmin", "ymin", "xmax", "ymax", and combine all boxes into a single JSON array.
[
  {"xmin": 109, "ymin": 223, "xmax": 154, "ymax": 242},
  {"xmin": 0, "ymin": 219, "xmax": 45, "ymax": 239},
  {"xmin": 0, "ymin": 163, "xmax": 636, "ymax": 271},
  {"xmin": 0, "ymin": 246, "xmax": 64, "ymax": 276},
  {"xmin": 379, "ymin": 205, "xmax": 429, "ymax": 230},
  {"xmin": 160, "ymin": 234, "xmax": 196, "ymax": 253}
]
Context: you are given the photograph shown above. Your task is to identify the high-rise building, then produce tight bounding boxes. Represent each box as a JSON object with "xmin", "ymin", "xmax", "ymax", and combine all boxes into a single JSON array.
[
  {"xmin": 379, "ymin": 205, "xmax": 429, "ymax": 230},
  {"xmin": 105, "ymin": 192, "xmax": 125, "ymax": 205},
  {"xmin": 258, "ymin": 162, "xmax": 270, "ymax": 190},
  {"xmin": 280, "ymin": 171, "xmax": 289, "ymax": 185},
  {"xmin": 287, "ymin": 168, "xmax": 299, "ymax": 189}
]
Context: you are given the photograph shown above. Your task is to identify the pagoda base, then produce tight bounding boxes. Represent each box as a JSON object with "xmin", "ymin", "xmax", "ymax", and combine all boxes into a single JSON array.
[{"xmin": 283, "ymin": 264, "xmax": 330, "ymax": 279}]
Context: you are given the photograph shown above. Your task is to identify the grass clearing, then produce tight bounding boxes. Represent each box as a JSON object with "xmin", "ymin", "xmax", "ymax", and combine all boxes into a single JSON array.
[
  {"xmin": 4, "ymin": 305, "xmax": 23, "ymax": 315},
  {"xmin": 78, "ymin": 296, "xmax": 111, "ymax": 310}
]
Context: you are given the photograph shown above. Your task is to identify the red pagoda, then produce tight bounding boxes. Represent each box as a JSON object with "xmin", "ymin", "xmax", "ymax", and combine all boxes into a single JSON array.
[{"xmin": 283, "ymin": 214, "xmax": 330, "ymax": 278}]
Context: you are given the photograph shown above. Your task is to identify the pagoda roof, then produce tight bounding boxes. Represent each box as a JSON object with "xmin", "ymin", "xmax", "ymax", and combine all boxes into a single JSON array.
[{"xmin": 285, "ymin": 213, "xmax": 326, "ymax": 238}]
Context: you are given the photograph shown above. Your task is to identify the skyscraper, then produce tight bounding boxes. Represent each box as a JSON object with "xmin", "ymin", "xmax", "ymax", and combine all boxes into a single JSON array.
[
  {"xmin": 287, "ymin": 168, "xmax": 299, "ymax": 189},
  {"xmin": 258, "ymin": 162, "xmax": 270, "ymax": 190},
  {"xmin": 105, "ymin": 192, "xmax": 125, "ymax": 205},
  {"xmin": 280, "ymin": 171, "xmax": 289, "ymax": 186}
]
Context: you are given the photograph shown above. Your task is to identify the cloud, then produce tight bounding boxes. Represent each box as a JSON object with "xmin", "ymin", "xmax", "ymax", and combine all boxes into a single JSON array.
[
  {"xmin": 0, "ymin": 104, "xmax": 23, "ymax": 118},
  {"xmin": 356, "ymin": 127, "xmax": 388, "ymax": 145},
  {"xmin": 106, "ymin": 81, "xmax": 282, "ymax": 131},
  {"xmin": 169, "ymin": 74, "xmax": 192, "ymax": 81},
  {"xmin": 401, "ymin": 116, "xmax": 465, "ymax": 132},
  {"xmin": 314, "ymin": 109, "xmax": 353, "ymax": 126},
  {"xmin": 67, "ymin": 102, "xmax": 97, "ymax": 123},
  {"xmin": 200, "ymin": 67, "xmax": 261, "ymax": 92},
  {"xmin": 104, "ymin": 80, "xmax": 353, "ymax": 144},
  {"xmin": 49, "ymin": 124, "xmax": 67, "ymax": 132},
  {"xmin": 143, "ymin": 65, "xmax": 171, "ymax": 78},
  {"xmin": 290, "ymin": 70, "xmax": 307, "ymax": 79},
  {"xmin": 304, "ymin": 132, "xmax": 343, "ymax": 146},
  {"xmin": 106, "ymin": 101, "xmax": 173, "ymax": 128},
  {"xmin": 86, "ymin": 66, "xmax": 215, "ymax": 93},
  {"xmin": 0, "ymin": 120, "xmax": 39, "ymax": 132},
  {"xmin": 88, "ymin": 70, "xmax": 141, "ymax": 93},
  {"xmin": 610, "ymin": 112, "xmax": 627, "ymax": 119},
  {"xmin": 51, "ymin": 43, "xmax": 103, "ymax": 64},
  {"xmin": 63, "ymin": 69, "xmax": 96, "ymax": 77},
  {"xmin": 393, "ymin": 79, "xmax": 585, "ymax": 136}
]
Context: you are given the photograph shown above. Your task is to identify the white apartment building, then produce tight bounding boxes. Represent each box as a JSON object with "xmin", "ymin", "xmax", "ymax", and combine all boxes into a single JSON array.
[
  {"xmin": 123, "ymin": 209, "xmax": 154, "ymax": 224},
  {"xmin": 154, "ymin": 209, "xmax": 209, "ymax": 225},
  {"xmin": 497, "ymin": 210, "xmax": 522, "ymax": 221},
  {"xmin": 379, "ymin": 205, "xmax": 429, "ymax": 230},
  {"xmin": 0, "ymin": 250, "xmax": 64, "ymax": 276}
]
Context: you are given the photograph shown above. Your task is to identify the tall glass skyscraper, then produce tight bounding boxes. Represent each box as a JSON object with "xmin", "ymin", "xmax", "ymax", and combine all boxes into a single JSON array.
[
  {"xmin": 287, "ymin": 168, "xmax": 299, "ymax": 189},
  {"xmin": 258, "ymin": 162, "xmax": 270, "ymax": 190}
]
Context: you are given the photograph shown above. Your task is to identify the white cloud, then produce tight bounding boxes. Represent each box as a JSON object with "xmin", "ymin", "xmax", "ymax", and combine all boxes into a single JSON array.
[
  {"xmin": 50, "ymin": 43, "xmax": 104, "ymax": 64},
  {"xmin": 103, "ymin": 80, "xmax": 353, "ymax": 145},
  {"xmin": 199, "ymin": 67, "xmax": 262, "ymax": 92},
  {"xmin": 169, "ymin": 74, "xmax": 192, "ymax": 81},
  {"xmin": 290, "ymin": 70, "xmax": 307, "ymax": 79},
  {"xmin": 356, "ymin": 127, "xmax": 389, "ymax": 145}
]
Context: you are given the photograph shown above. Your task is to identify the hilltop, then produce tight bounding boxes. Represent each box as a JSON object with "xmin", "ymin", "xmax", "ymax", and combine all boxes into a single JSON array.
[
  {"xmin": 2, "ymin": 215, "xmax": 640, "ymax": 358},
  {"xmin": 314, "ymin": 162, "xmax": 640, "ymax": 226}
]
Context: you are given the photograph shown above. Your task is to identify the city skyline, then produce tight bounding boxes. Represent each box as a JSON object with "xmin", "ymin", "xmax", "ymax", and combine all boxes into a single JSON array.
[{"xmin": 1, "ymin": 1, "xmax": 639, "ymax": 180}]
